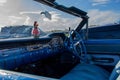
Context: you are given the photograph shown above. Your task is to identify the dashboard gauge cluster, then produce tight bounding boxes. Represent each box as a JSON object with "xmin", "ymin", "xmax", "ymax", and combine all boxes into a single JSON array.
[{"xmin": 49, "ymin": 36, "xmax": 64, "ymax": 48}]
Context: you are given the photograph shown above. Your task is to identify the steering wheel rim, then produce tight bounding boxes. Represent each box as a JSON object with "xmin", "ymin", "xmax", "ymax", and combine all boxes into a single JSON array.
[{"xmin": 66, "ymin": 30, "xmax": 87, "ymax": 63}]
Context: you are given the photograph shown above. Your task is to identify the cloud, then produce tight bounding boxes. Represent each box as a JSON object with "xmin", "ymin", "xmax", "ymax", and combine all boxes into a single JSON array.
[
  {"xmin": 0, "ymin": 0, "xmax": 80, "ymax": 31},
  {"xmin": 0, "ymin": 0, "xmax": 43, "ymax": 27},
  {"xmin": 91, "ymin": 0, "xmax": 110, "ymax": 6},
  {"xmin": 20, "ymin": 11, "xmax": 42, "ymax": 25},
  {"xmin": 19, "ymin": 10, "xmax": 81, "ymax": 31},
  {"xmin": 8, "ymin": 16, "xmax": 22, "ymax": 25},
  {"xmin": 0, "ymin": 0, "xmax": 119, "ymax": 32},
  {"xmin": 0, "ymin": 0, "xmax": 7, "ymax": 6},
  {"xmin": 0, "ymin": 0, "xmax": 7, "ymax": 3},
  {"xmin": 24, "ymin": 16, "xmax": 30, "ymax": 25},
  {"xmin": 39, "ymin": 17, "xmax": 81, "ymax": 31},
  {"xmin": 35, "ymin": 11, "xmax": 81, "ymax": 31},
  {"xmin": 20, "ymin": 11, "xmax": 62, "ymax": 23},
  {"xmin": 8, "ymin": 16, "xmax": 22, "ymax": 20},
  {"xmin": 20, "ymin": 11, "xmax": 41, "ymax": 15},
  {"xmin": 88, "ymin": 9, "xmax": 120, "ymax": 27}
]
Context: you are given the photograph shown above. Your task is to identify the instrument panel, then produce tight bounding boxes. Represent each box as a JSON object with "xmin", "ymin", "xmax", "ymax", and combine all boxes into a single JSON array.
[{"xmin": 49, "ymin": 36, "xmax": 64, "ymax": 48}]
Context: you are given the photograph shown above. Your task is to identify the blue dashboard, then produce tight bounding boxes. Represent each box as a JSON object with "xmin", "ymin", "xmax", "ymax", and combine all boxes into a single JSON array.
[{"xmin": 0, "ymin": 33, "xmax": 65, "ymax": 71}]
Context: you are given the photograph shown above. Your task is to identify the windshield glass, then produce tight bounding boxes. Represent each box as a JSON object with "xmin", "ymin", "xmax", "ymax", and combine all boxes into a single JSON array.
[{"xmin": 0, "ymin": 0, "xmax": 120, "ymax": 39}]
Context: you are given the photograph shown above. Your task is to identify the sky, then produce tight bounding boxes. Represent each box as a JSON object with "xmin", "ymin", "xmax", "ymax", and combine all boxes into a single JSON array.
[{"xmin": 0, "ymin": 0, "xmax": 120, "ymax": 31}]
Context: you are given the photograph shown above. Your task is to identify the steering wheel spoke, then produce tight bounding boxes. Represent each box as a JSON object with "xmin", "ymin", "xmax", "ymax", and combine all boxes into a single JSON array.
[{"xmin": 65, "ymin": 30, "xmax": 88, "ymax": 63}]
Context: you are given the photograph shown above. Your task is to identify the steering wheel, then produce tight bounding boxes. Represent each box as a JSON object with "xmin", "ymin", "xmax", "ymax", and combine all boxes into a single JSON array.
[{"xmin": 65, "ymin": 30, "xmax": 87, "ymax": 63}]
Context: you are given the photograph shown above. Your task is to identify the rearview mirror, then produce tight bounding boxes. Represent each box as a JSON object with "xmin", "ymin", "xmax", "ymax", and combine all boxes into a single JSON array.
[{"xmin": 41, "ymin": 11, "xmax": 52, "ymax": 20}]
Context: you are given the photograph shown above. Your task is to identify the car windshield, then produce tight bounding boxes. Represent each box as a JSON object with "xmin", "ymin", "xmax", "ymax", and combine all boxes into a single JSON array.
[{"xmin": 0, "ymin": 0, "xmax": 120, "ymax": 39}]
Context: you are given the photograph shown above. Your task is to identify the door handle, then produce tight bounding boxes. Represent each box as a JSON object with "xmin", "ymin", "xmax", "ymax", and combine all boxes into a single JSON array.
[{"xmin": 92, "ymin": 57, "xmax": 114, "ymax": 63}]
